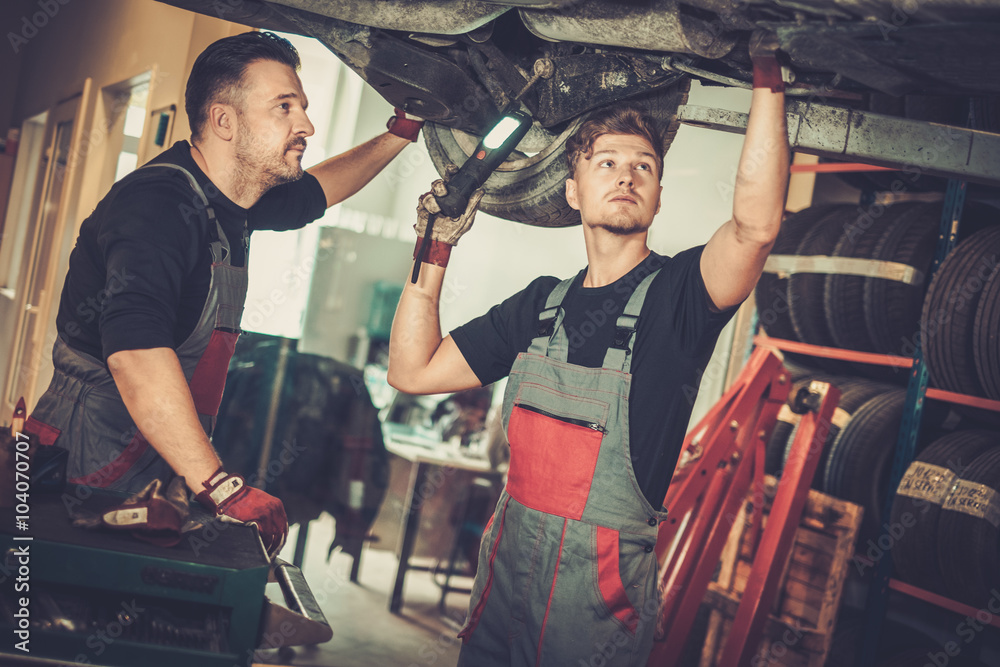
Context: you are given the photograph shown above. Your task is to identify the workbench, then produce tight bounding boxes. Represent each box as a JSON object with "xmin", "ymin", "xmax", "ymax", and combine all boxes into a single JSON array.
[{"xmin": 382, "ymin": 437, "xmax": 505, "ymax": 614}]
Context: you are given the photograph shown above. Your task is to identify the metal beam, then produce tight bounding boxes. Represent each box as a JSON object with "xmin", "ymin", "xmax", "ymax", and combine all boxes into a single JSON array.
[{"xmin": 678, "ymin": 101, "xmax": 1000, "ymax": 186}]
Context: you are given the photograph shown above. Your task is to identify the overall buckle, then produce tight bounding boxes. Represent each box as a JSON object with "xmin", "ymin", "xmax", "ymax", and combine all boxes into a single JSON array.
[{"xmin": 611, "ymin": 326, "xmax": 635, "ymax": 350}]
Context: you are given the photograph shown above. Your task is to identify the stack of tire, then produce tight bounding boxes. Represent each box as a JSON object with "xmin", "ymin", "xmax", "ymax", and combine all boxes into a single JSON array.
[
  {"xmin": 755, "ymin": 202, "xmax": 998, "ymax": 388},
  {"xmin": 889, "ymin": 429, "xmax": 1000, "ymax": 608},
  {"xmin": 764, "ymin": 371, "xmax": 895, "ymax": 489},
  {"xmin": 767, "ymin": 374, "xmax": 949, "ymax": 543},
  {"xmin": 921, "ymin": 225, "xmax": 1000, "ymax": 424}
]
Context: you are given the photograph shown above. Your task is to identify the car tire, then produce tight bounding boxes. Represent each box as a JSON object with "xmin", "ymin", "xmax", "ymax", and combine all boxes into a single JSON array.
[{"xmin": 422, "ymin": 80, "xmax": 690, "ymax": 227}]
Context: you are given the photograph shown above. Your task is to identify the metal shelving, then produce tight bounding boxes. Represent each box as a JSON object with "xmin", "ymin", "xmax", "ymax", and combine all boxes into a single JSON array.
[
  {"xmin": 756, "ymin": 330, "xmax": 1000, "ymax": 639},
  {"xmin": 750, "ymin": 168, "xmax": 999, "ymax": 663},
  {"xmin": 754, "ymin": 334, "xmax": 1000, "ymax": 413}
]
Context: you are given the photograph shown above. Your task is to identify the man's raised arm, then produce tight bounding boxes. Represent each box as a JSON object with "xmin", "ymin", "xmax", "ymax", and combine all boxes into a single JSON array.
[
  {"xmin": 387, "ymin": 182, "xmax": 484, "ymax": 395},
  {"xmin": 700, "ymin": 31, "xmax": 790, "ymax": 311},
  {"xmin": 307, "ymin": 109, "xmax": 422, "ymax": 208}
]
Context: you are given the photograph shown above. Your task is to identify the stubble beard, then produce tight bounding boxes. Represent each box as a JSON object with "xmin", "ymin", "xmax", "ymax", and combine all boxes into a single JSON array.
[
  {"xmin": 232, "ymin": 129, "xmax": 304, "ymax": 202},
  {"xmin": 591, "ymin": 210, "xmax": 652, "ymax": 236}
]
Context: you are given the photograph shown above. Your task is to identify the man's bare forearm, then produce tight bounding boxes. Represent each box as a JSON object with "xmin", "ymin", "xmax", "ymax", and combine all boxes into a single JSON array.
[
  {"xmin": 732, "ymin": 86, "xmax": 789, "ymax": 245},
  {"xmin": 387, "ymin": 262, "xmax": 446, "ymax": 392},
  {"xmin": 307, "ymin": 132, "xmax": 410, "ymax": 208},
  {"xmin": 107, "ymin": 347, "xmax": 222, "ymax": 493},
  {"xmin": 699, "ymin": 82, "xmax": 789, "ymax": 310}
]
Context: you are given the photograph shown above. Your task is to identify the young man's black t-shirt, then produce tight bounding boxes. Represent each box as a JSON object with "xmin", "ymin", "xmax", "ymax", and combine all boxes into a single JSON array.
[
  {"xmin": 450, "ymin": 248, "xmax": 738, "ymax": 507},
  {"xmin": 56, "ymin": 140, "xmax": 327, "ymax": 361}
]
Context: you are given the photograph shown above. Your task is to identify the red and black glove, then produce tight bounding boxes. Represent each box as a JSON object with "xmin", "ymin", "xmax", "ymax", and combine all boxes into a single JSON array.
[
  {"xmin": 93, "ymin": 477, "xmax": 195, "ymax": 547},
  {"xmin": 750, "ymin": 29, "xmax": 786, "ymax": 93},
  {"xmin": 196, "ymin": 468, "xmax": 288, "ymax": 558},
  {"xmin": 387, "ymin": 107, "xmax": 424, "ymax": 142}
]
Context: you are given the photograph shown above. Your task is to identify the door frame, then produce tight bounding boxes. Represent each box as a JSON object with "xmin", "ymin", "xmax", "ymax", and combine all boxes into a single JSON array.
[{"xmin": 1, "ymin": 79, "xmax": 93, "ymax": 415}]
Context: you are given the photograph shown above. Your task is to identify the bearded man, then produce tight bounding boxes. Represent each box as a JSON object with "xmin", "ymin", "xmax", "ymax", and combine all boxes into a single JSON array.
[{"xmin": 26, "ymin": 31, "xmax": 422, "ymax": 557}]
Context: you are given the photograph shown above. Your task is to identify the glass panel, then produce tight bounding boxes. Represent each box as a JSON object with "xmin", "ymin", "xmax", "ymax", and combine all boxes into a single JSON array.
[
  {"xmin": 6, "ymin": 118, "xmax": 73, "ymax": 404},
  {"xmin": 0, "ymin": 114, "xmax": 46, "ymax": 290},
  {"xmin": 111, "ymin": 81, "xmax": 148, "ymax": 181}
]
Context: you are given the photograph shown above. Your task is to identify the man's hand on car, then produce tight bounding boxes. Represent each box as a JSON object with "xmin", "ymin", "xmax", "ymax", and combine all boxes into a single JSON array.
[
  {"xmin": 749, "ymin": 29, "xmax": 787, "ymax": 93},
  {"xmin": 387, "ymin": 107, "xmax": 425, "ymax": 142}
]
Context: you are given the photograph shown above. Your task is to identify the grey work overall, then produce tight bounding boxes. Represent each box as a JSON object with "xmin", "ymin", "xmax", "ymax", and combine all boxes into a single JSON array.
[
  {"xmin": 27, "ymin": 164, "xmax": 248, "ymax": 493},
  {"xmin": 458, "ymin": 270, "xmax": 667, "ymax": 667}
]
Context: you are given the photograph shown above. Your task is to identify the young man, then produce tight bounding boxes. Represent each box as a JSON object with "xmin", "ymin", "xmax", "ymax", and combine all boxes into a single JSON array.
[
  {"xmin": 25, "ymin": 31, "xmax": 423, "ymax": 557},
  {"xmin": 388, "ymin": 37, "xmax": 787, "ymax": 665}
]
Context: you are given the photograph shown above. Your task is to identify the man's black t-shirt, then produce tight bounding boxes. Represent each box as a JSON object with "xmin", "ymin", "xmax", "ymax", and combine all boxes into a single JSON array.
[
  {"xmin": 450, "ymin": 248, "xmax": 737, "ymax": 507},
  {"xmin": 57, "ymin": 140, "xmax": 327, "ymax": 361}
]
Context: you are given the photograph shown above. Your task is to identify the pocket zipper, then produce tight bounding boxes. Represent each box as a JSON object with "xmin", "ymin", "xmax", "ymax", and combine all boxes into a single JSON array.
[{"xmin": 516, "ymin": 403, "xmax": 607, "ymax": 433}]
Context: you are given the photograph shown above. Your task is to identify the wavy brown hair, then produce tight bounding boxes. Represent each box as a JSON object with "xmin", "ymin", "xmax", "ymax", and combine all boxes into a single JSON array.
[{"xmin": 565, "ymin": 105, "xmax": 664, "ymax": 181}]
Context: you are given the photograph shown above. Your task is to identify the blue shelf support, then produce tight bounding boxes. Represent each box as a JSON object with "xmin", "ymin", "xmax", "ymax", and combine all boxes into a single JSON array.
[{"xmin": 858, "ymin": 178, "xmax": 968, "ymax": 666}]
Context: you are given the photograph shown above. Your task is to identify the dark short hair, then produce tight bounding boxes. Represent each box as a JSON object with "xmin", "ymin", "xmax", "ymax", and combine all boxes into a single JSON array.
[
  {"xmin": 185, "ymin": 31, "xmax": 301, "ymax": 143},
  {"xmin": 565, "ymin": 105, "xmax": 665, "ymax": 181}
]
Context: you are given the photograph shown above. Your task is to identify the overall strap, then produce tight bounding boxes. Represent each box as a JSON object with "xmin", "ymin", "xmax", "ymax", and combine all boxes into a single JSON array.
[
  {"xmin": 602, "ymin": 268, "xmax": 661, "ymax": 373},
  {"xmin": 527, "ymin": 276, "xmax": 575, "ymax": 362},
  {"xmin": 139, "ymin": 163, "xmax": 233, "ymax": 264}
]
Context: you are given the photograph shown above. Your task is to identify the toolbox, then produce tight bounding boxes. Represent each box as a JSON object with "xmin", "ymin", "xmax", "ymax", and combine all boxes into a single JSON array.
[{"xmin": 0, "ymin": 484, "xmax": 286, "ymax": 667}]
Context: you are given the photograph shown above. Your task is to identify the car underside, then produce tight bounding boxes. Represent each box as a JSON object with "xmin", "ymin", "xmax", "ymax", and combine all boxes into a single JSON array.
[{"xmin": 154, "ymin": 0, "xmax": 1000, "ymax": 226}]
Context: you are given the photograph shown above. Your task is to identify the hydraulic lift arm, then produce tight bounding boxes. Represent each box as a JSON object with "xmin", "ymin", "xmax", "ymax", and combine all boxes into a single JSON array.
[{"xmin": 647, "ymin": 347, "xmax": 841, "ymax": 666}]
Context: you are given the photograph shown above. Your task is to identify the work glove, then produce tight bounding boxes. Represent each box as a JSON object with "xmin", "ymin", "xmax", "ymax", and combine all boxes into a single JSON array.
[
  {"xmin": 410, "ymin": 169, "xmax": 484, "ymax": 280},
  {"xmin": 72, "ymin": 477, "xmax": 201, "ymax": 548},
  {"xmin": 195, "ymin": 467, "xmax": 288, "ymax": 559},
  {"xmin": 415, "ymin": 169, "xmax": 485, "ymax": 247},
  {"xmin": 749, "ymin": 29, "xmax": 787, "ymax": 93},
  {"xmin": 387, "ymin": 107, "xmax": 424, "ymax": 142}
]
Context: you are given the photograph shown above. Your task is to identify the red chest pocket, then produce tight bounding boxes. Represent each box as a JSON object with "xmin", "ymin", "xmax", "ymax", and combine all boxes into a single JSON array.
[{"xmin": 506, "ymin": 403, "xmax": 606, "ymax": 520}]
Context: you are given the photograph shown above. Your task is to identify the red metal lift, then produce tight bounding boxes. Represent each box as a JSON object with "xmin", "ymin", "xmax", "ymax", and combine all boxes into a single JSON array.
[{"xmin": 646, "ymin": 346, "xmax": 840, "ymax": 666}]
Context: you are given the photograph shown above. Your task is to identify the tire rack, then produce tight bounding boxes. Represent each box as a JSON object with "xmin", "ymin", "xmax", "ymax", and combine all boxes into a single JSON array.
[
  {"xmin": 676, "ymin": 96, "xmax": 1000, "ymax": 662},
  {"xmin": 753, "ymin": 175, "xmax": 1000, "ymax": 665}
]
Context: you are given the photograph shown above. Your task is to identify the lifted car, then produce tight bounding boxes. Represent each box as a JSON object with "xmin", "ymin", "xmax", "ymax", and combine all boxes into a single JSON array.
[{"xmin": 154, "ymin": 0, "xmax": 1000, "ymax": 226}]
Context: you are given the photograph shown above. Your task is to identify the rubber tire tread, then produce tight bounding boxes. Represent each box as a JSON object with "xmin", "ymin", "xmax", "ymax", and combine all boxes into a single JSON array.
[
  {"xmin": 765, "ymin": 419, "xmax": 795, "ymax": 476},
  {"xmin": 972, "ymin": 263, "xmax": 1000, "ymax": 400},
  {"xmin": 863, "ymin": 203, "xmax": 939, "ymax": 355},
  {"xmin": 889, "ymin": 430, "xmax": 998, "ymax": 595},
  {"xmin": 789, "ymin": 205, "xmax": 855, "ymax": 348},
  {"xmin": 821, "ymin": 389, "xmax": 906, "ymax": 542},
  {"xmin": 937, "ymin": 445, "xmax": 1000, "ymax": 607},
  {"xmin": 782, "ymin": 379, "xmax": 893, "ymax": 488},
  {"xmin": 824, "ymin": 203, "xmax": 915, "ymax": 352},
  {"xmin": 771, "ymin": 373, "xmax": 843, "ymax": 479},
  {"xmin": 422, "ymin": 82, "xmax": 689, "ymax": 227},
  {"xmin": 921, "ymin": 226, "xmax": 1000, "ymax": 397},
  {"xmin": 767, "ymin": 376, "xmax": 820, "ymax": 477},
  {"xmin": 756, "ymin": 205, "xmax": 847, "ymax": 342}
]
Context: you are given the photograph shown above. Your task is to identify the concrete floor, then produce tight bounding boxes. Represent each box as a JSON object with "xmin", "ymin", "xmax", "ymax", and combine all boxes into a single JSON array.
[{"xmin": 254, "ymin": 514, "xmax": 467, "ymax": 667}]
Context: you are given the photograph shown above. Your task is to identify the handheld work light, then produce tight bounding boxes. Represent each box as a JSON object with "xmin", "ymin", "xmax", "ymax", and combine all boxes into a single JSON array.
[{"xmin": 433, "ymin": 111, "xmax": 533, "ymax": 218}]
